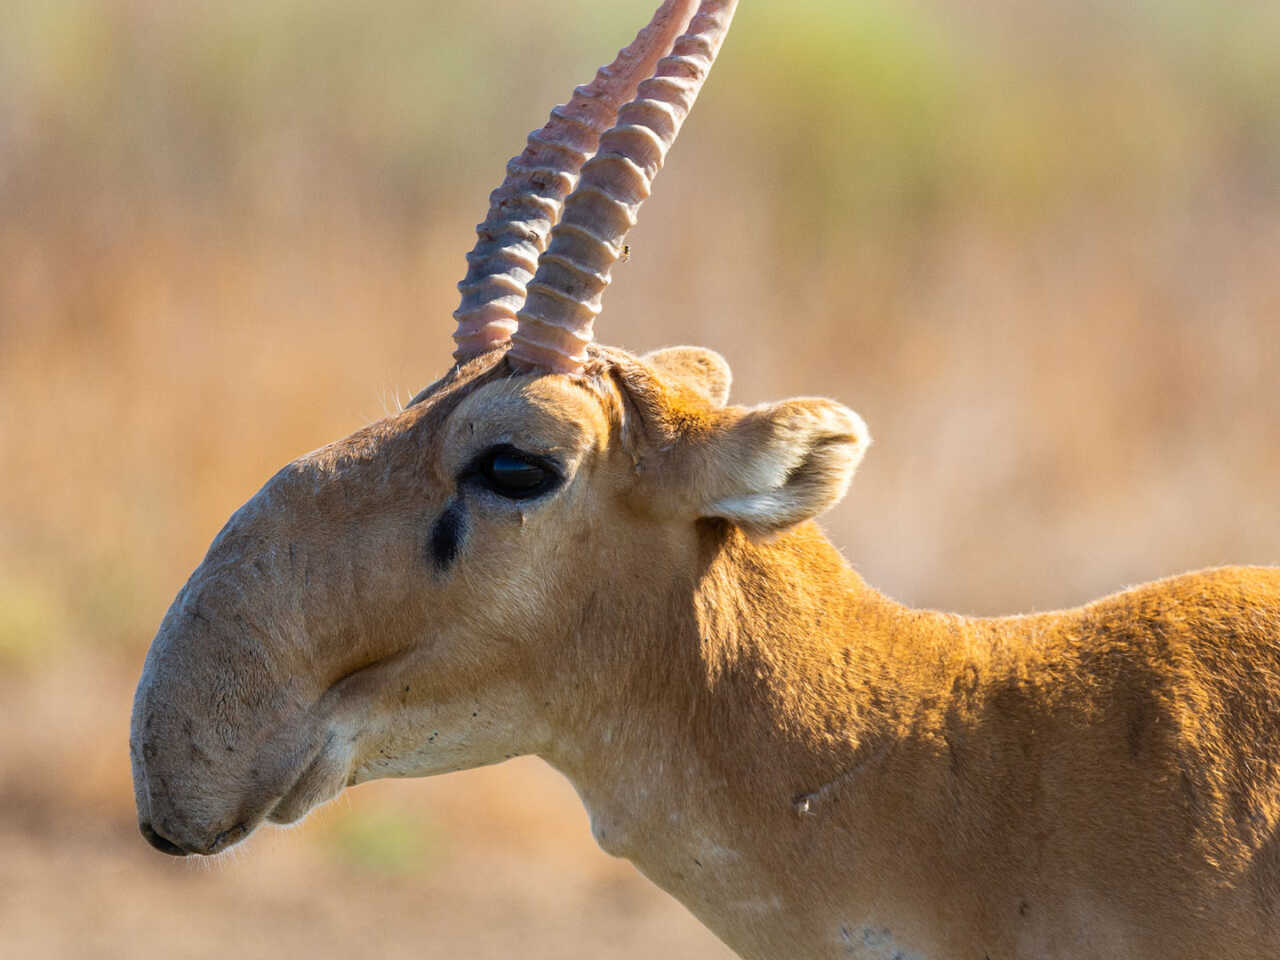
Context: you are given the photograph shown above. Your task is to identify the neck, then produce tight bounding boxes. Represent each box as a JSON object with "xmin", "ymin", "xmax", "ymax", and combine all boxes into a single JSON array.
[{"xmin": 540, "ymin": 521, "xmax": 985, "ymax": 955}]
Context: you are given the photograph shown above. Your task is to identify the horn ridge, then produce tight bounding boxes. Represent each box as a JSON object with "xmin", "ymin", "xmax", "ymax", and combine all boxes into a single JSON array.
[
  {"xmin": 510, "ymin": 0, "xmax": 739, "ymax": 375},
  {"xmin": 451, "ymin": 0, "xmax": 700, "ymax": 362}
]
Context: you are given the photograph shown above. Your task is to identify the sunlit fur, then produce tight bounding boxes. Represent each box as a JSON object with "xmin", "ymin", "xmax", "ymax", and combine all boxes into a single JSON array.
[{"xmin": 132, "ymin": 344, "xmax": 1280, "ymax": 959}]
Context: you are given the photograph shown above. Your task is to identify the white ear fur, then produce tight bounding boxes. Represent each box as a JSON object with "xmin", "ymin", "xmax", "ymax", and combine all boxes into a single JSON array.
[{"xmin": 702, "ymin": 398, "xmax": 869, "ymax": 537}]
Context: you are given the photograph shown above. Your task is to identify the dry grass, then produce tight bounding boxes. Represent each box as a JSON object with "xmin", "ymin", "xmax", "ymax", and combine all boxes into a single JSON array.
[{"xmin": 1, "ymin": 0, "xmax": 1278, "ymax": 956}]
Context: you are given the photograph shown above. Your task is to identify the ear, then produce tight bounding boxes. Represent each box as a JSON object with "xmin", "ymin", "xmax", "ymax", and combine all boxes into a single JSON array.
[
  {"xmin": 644, "ymin": 346, "xmax": 732, "ymax": 407},
  {"xmin": 694, "ymin": 398, "xmax": 870, "ymax": 537}
]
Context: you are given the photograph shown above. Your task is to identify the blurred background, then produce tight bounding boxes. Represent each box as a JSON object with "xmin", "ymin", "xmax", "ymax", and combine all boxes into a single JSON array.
[{"xmin": 1, "ymin": 0, "xmax": 1277, "ymax": 956}]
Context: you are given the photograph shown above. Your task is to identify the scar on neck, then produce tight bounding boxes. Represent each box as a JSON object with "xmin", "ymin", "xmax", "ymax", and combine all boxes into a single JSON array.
[{"xmin": 792, "ymin": 740, "xmax": 893, "ymax": 815}]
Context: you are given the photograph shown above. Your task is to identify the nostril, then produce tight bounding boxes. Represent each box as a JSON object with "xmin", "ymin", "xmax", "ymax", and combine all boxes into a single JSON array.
[{"xmin": 139, "ymin": 819, "xmax": 190, "ymax": 857}]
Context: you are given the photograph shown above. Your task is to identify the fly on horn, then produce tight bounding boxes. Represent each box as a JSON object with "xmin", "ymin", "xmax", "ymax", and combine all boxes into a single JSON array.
[
  {"xmin": 510, "ymin": 0, "xmax": 739, "ymax": 373},
  {"xmin": 452, "ymin": 0, "xmax": 698, "ymax": 361}
]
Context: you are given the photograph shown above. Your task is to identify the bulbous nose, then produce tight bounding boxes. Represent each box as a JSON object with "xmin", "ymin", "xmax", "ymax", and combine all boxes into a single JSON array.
[{"xmin": 138, "ymin": 819, "xmax": 191, "ymax": 857}]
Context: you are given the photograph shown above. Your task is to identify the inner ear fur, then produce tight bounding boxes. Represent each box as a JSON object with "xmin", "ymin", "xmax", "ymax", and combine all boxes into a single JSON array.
[
  {"xmin": 643, "ymin": 346, "xmax": 732, "ymax": 408},
  {"xmin": 688, "ymin": 398, "xmax": 870, "ymax": 538},
  {"xmin": 607, "ymin": 357, "xmax": 868, "ymax": 537}
]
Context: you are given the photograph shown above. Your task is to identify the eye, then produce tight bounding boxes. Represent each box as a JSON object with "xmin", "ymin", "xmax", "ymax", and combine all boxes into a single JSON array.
[{"xmin": 470, "ymin": 446, "xmax": 561, "ymax": 501}]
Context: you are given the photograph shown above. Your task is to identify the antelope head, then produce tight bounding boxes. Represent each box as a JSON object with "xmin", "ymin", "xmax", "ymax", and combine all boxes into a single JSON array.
[{"xmin": 130, "ymin": 0, "xmax": 868, "ymax": 858}]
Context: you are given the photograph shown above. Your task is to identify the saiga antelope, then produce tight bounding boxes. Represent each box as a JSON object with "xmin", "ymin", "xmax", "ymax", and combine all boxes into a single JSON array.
[{"xmin": 130, "ymin": 1, "xmax": 1280, "ymax": 957}]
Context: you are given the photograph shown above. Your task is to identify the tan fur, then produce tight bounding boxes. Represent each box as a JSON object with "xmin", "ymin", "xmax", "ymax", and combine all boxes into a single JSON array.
[{"xmin": 132, "ymin": 345, "xmax": 1280, "ymax": 959}]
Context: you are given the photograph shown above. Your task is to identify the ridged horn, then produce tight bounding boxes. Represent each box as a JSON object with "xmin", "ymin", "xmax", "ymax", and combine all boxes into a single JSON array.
[
  {"xmin": 452, "ymin": 0, "xmax": 699, "ymax": 363},
  {"xmin": 509, "ymin": 0, "xmax": 739, "ymax": 374}
]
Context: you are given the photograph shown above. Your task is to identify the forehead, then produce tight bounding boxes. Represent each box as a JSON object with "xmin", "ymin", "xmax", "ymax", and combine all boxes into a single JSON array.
[{"xmin": 441, "ymin": 372, "xmax": 617, "ymax": 459}]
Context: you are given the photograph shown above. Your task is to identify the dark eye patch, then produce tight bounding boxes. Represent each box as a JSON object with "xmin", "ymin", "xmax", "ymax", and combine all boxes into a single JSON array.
[{"xmin": 429, "ymin": 501, "xmax": 465, "ymax": 572}]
